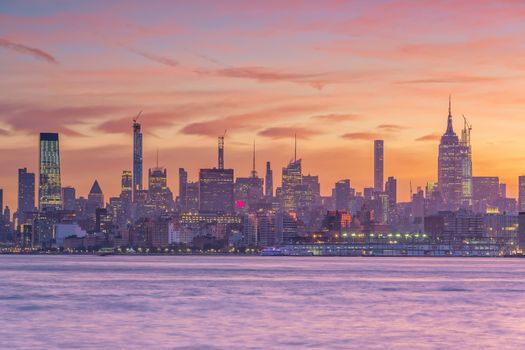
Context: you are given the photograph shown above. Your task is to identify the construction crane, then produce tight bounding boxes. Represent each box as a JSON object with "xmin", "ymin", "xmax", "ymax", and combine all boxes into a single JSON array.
[
  {"xmin": 133, "ymin": 110, "xmax": 143, "ymax": 124},
  {"xmin": 461, "ymin": 114, "xmax": 472, "ymax": 145}
]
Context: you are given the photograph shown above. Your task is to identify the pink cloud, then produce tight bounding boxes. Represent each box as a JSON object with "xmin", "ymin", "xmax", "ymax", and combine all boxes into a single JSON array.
[
  {"xmin": 415, "ymin": 133, "xmax": 441, "ymax": 142},
  {"xmin": 341, "ymin": 132, "xmax": 381, "ymax": 141},
  {"xmin": 258, "ymin": 127, "xmax": 321, "ymax": 140},
  {"xmin": 0, "ymin": 38, "xmax": 58, "ymax": 63}
]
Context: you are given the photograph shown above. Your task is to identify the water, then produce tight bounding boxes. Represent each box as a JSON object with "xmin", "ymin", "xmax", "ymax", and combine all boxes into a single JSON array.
[{"xmin": 1, "ymin": 256, "xmax": 524, "ymax": 349}]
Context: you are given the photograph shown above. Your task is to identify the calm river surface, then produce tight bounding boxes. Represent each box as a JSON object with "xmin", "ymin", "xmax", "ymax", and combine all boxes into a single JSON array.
[{"xmin": 1, "ymin": 256, "xmax": 524, "ymax": 349}]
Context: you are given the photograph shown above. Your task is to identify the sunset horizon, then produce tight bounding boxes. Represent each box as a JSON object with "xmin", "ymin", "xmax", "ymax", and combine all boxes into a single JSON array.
[
  {"xmin": 2, "ymin": 2, "xmax": 525, "ymax": 349},
  {"xmin": 2, "ymin": 1, "xmax": 525, "ymax": 209}
]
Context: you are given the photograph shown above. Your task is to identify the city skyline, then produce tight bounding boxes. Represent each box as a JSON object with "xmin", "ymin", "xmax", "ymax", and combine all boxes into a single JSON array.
[
  {"xmin": 0, "ymin": 101, "xmax": 521, "ymax": 210},
  {"xmin": 3, "ymin": 1, "xmax": 525, "ymax": 209}
]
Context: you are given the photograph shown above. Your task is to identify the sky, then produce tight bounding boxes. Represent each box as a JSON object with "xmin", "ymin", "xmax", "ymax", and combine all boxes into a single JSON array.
[{"xmin": 2, "ymin": 0, "xmax": 525, "ymax": 210}]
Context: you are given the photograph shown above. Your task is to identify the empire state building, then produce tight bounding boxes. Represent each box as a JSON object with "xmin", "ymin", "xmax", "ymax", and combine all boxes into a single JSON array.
[{"xmin": 437, "ymin": 97, "xmax": 472, "ymax": 210}]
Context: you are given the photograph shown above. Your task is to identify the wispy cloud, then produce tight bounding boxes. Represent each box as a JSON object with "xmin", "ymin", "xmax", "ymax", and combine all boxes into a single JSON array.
[
  {"xmin": 415, "ymin": 133, "xmax": 440, "ymax": 141},
  {"xmin": 258, "ymin": 126, "xmax": 321, "ymax": 140},
  {"xmin": 377, "ymin": 124, "xmax": 406, "ymax": 132},
  {"xmin": 311, "ymin": 113, "xmax": 358, "ymax": 122},
  {"xmin": 0, "ymin": 38, "xmax": 58, "ymax": 63},
  {"xmin": 0, "ymin": 104, "xmax": 122, "ymax": 136},
  {"xmin": 196, "ymin": 66, "xmax": 330, "ymax": 90},
  {"xmin": 179, "ymin": 105, "xmax": 325, "ymax": 137},
  {"xmin": 341, "ymin": 132, "xmax": 381, "ymax": 141},
  {"xmin": 127, "ymin": 47, "xmax": 179, "ymax": 67},
  {"xmin": 395, "ymin": 75, "xmax": 502, "ymax": 84}
]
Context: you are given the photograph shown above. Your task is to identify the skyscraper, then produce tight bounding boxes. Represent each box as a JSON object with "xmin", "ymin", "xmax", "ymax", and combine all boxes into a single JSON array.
[
  {"xmin": 121, "ymin": 171, "xmax": 133, "ymax": 200},
  {"xmin": 459, "ymin": 117, "xmax": 473, "ymax": 207},
  {"xmin": 438, "ymin": 99, "xmax": 462, "ymax": 210},
  {"xmin": 120, "ymin": 170, "xmax": 133, "ymax": 223},
  {"xmin": 39, "ymin": 133, "xmax": 62, "ymax": 210},
  {"xmin": 133, "ymin": 114, "xmax": 143, "ymax": 200},
  {"xmin": 282, "ymin": 159, "xmax": 302, "ymax": 212},
  {"xmin": 234, "ymin": 144, "xmax": 263, "ymax": 211},
  {"xmin": 385, "ymin": 176, "xmax": 397, "ymax": 204},
  {"xmin": 282, "ymin": 136, "xmax": 302, "ymax": 212},
  {"xmin": 334, "ymin": 179, "xmax": 351, "ymax": 212},
  {"xmin": 199, "ymin": 168, "xmax": 234, "ymax": 214},
  {"xmin": 518, "ymin": 176, "xmax": 525, "ymax": 211},
  {"xmin": 385, "ymin": 176, "xmax": 397, "ymax": 224},
  {"xmin": 87, "ymin": 180, "xmax": 104, "ymax": 217},
  {"xmin": 62, "ymin": 186, "xmax": 76, "ymax": 211},
  {"xmin": 179, "ymin": 168, "xmax": 188, "ymax": 208},
  {"xmin": 265, "ymin": 161, "xmax": 273, "ymax": 197},
  {"xmin": 148, "ymin": 165, "xmax": 172, "ymax": 211},
  {"xmin": 374, "ymin": 140, "xmax": 384, "ymax": 192},
  {"xmin": 18, "ymin": 168, "xmax": 35, "ymax": 216}
]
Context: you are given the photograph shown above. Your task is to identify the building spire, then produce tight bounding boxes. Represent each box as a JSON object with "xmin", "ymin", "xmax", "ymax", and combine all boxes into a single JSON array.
[
  {"xmin": 294, "ymin": 133, "xmax": 297, "ymax": 162},
  {"xmin": 251, "ymin": 140, "xmax": 257, "ymax": 178},
  {"xmin": 446, "ymin": 95, "xmax": 454, "ymax": 134},
  {"xmin": 156, "ymin": 148, "xmax": 159, "ymax": 168},
  {"xmin": 448, "ymin": 94, "xmax": 451, "ymax": 117}
]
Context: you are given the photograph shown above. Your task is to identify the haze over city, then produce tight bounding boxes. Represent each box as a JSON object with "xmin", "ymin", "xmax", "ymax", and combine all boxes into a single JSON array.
[{"xmin": 2, "ymin": 0, "xmax": 525, "ymax": 210}]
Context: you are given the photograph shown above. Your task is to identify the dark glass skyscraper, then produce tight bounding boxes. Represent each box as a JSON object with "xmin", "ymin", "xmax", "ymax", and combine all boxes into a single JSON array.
[
  {"xmin": 335, "ymin": 179, "xmax": 351, "ymax": 212},
  {"xmin": 179, "ymin": 168, "xmax": 188, "ymax": 208},
  {"xmin": 61, "ymin": 186, "xmax": 76, "ymax": 211},
  {"xmin": 265, "ymin": 161, "xmax": 273, "ymax": 197},
  {"xmin": 519, "ymin": 176, "xmax": 525, "ymax": 211},
  {"xmin": 199, "ymin": 168, "xmax": 234, "ymax": 214},
  {"xmin": 374, "ymin": 140, "xmax": 384, "ymax": 192},
  {"xmin": 39, "ymin": 133, "xmax": 62, "ymax": 210},
  {"xmin": 18, "ymin": 168, "xmax": 35, "ymax": 215},
  {"xmin": 133, "ymin": 118, "xmax": 143, "ymax": 200}
]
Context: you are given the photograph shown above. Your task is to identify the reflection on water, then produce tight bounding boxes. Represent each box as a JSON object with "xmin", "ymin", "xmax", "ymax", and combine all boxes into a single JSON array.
[{"xmin": 1, "ymin": 256, "xmax": 524, "ymax": 349}]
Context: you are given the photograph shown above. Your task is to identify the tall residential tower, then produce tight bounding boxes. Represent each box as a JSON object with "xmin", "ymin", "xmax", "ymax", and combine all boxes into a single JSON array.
[
  {"xmin": 374, "ymin": 140, "xmax": 384, "ymax": 192},
  {"xmin": 39, "ymin": 133, "xmax": 62, "ymax": 210},
  {"xmin": 133, "ymin": 112, "xmax": 143, "ymax": 200}
]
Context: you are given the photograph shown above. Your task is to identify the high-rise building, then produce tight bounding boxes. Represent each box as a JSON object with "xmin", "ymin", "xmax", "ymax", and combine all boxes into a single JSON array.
[
  {"xmin": 374, "ymin": 140, "xmax": 384, "ymax": 192},
  {"xmin": 199, "ymin": 168, "xmax": 234, "ymax": 214},
  {"xmin": 62, "ymin": 186, "xmax": 76, "ymax": 211},
  {"xmin": 334, "ymin": 179, "xmax": 351, "ymax": 212},
  {"xmin": 282, "ymin": 159, "xmax": 302, "ymax": 212},
  {"xmin": 121, "ymin": 170, "xmax": 132, "ymax": 202},
  {"xmin": 0, "ymin": 189, "xmax": 3, "ymax": 218},
  {"xmin": 472, "ymin": 176, "xmax": 499, "ymax": 212},
  {"xmin": 148, "ymin": 165, "xmax": 172, "ymax": 212},
  {"xmin": 265, "ymin": 161, "xmax": 273, "ymax": 197},
  {"xmin": 87, "ymin": 180, "xmax": 104, "ymax": 217},
  {"xmin": 186, "ymin": 182, "xmax": 199, "ymax": 212},
  {"xmin": 438, "ymin": 99, "xmax": 462, "ymax": 210},
  {"xmin": 459, "ymin": 117, "xmax": 473, "ymax": 207},
  {"xmin": 499, "ymin": 183, "xmax": 507, "ymax": 199},
  {"xmin": 179, "ymin": 168, "xmax": 188, "ymax": 208},
  {"xmin": 133, "ymin": 115, "xmax": 143, "ymax": 200},
  {"xmin": 120, "ymin": 170, "xmax": 132, "ymax": 223},
  {"xmin": 385, "ymin": 176, "xmax": 397, "ymax": 204},
  {"xmin": 302, "ymin": 175, "xmax": 320, "ymax": 206},
  {"xmin": 18, "ymin": 168, "xmax": 35, "ymax": 216},
  {"xmin": 39, "ymin": 133, "xmax": 62, "ymax": 210},
  {"xmin": 519, "ymin": 176, "xmax": 525, "ymax": 211},
  {"xmin": 385, "ymin": 176, "xmax": 397, "ymax": 224}
]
